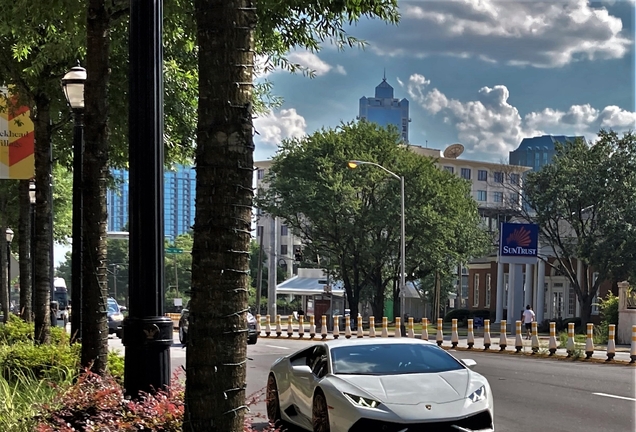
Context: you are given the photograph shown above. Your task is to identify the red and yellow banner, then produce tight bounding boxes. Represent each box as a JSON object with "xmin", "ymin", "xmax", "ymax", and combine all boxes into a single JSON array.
[{"xmin": 0, "ymin": 87, "xmax": 35, "ymax": 179}]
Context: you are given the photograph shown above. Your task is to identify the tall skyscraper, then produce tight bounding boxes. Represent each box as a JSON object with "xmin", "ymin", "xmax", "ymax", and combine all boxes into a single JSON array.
[
  {"xmin": 509, "ymin": 135, "xmax": 585, "ymax": 171},
  {"xmin": 358, "ymin": 73, "xmax": 410, "ymax": 142},
  {"xmin": 107, "ymin": 164, "xmax": 196, "ymax": 240}
]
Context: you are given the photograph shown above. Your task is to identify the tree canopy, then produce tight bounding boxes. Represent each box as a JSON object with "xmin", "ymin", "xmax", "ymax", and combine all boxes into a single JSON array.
[
  {"xmin": 523, "ymin": 130, "xmax": 636, "ymax": 324},
  {"xmin": 257, "ymin": 120, "xmax": 490, "ymax": 318}
]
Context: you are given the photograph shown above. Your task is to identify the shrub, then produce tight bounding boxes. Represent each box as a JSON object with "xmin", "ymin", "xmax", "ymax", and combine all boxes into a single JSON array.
[
  {"xmin": 0, "ymin": 315, "xmax": 69, "ymax": 346},
  {"xmin": 595, "ymin": 292, "xmax": 619, "ymax": 344},
  {"xmin": 0, "ymin": 342, "xmax": 81, "ymax": 383}
]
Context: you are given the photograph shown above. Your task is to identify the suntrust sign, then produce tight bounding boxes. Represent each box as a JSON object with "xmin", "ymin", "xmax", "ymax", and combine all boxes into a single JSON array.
[{"xmin": 498, "ymin": 223, "xmax": 539, "ymax": 264}]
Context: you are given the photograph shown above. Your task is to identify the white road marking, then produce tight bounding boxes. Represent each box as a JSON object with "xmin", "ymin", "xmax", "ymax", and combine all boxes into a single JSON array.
[
  {"xmin": 592, "ymin": 392, "xmax": 636, "ymax": 402},
  {"xmin": 265, "ymin": 344, "xmax": 290, "ymax": 350}
]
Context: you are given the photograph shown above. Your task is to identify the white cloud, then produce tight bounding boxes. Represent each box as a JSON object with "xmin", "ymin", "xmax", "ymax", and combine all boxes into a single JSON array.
[
  {"xmin": 334, "ymin": 64, "xmax": 347, "ymax": 75},
  {"xmin": 254, "ymin": 108, "xmax": 307, "ymax": 147},
  {"xmin": 405, "ymin": 74, "xmax": 636, "ymax": 156},
  {"xmin": 287, "ymin": 52, "xmax": 333, "ymax": 76},
  {"xmin": 369, "ymin": 0, "xmax": 632, "ymax": 68}
]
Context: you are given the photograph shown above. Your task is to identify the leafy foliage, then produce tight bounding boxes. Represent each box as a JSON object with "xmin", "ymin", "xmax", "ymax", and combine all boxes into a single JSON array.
[
  {"xmin": 524, "ymin": 131, "xmax": 636, "ymax": 324},
  {"xmin": 257, "ymin": 121, "xmax": 490, "ymax": 317}
]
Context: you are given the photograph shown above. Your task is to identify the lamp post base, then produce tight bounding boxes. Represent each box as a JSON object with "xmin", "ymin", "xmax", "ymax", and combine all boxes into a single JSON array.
[{"xmin": 123, "ymin": 316, "xmax": 173, "ymax": 397}]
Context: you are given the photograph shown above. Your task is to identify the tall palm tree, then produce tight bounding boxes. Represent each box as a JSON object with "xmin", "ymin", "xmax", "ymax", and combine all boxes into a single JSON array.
[{"xmin": 184, "ymin": 0, "xmax": 255, "ymax": 430}]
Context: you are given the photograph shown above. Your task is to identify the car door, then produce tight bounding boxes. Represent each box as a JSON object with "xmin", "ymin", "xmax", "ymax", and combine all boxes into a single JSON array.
[{"xmin": 296, "ymin": 345, "xmax": 329, "ymax": 421}]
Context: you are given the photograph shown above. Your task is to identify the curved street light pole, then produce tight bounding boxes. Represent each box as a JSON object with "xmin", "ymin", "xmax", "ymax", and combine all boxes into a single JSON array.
[{"xmin": 347, "ymin": 160, "xmax": 406, "ymax": 319}]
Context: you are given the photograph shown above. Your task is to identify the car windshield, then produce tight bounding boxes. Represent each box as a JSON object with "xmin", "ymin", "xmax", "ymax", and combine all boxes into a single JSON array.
[
  {"xmin": 330, "ymin": 343, "xmax": 464, "ymax": 375},
  {"xmin": 107, "ymin": 301, "xmax": 120, "ymax": 313}
]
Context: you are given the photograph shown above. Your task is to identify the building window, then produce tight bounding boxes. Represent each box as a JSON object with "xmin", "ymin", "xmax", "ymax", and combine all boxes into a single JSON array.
[
  {"xmin": 255, "ymin": 207, "xmax": 263, "ymax": 216},
  {"xmin": 485, "ymin": 274, "xmax": 491, "ymax": 308},
  {"xmin": 568, "ymin": 285, "xmax": 576, "ymax": 316},
  {"xmin": 280, "ymin": 244, "xmax": 288, "ymax": 256},
  {"xmin": 493, "ymin": 192, "xmax": 503, "ymax": 203},
  {"xmin": 280, "ymin": 225, "xmax": 288, "ymax": 236},
  {"xmin": 444, "ymin": 166, "xmax": 454, "ymax": 174},
  {"xmin": 477, "ymin": 170, "xmax": 488, "ymax": 181},
  {"xmin": 510, "ymin": 173, "xmax": 520, "ymax": 185},
  {"xmin": 257, "ymin": 169, "xmax": 265, "ymax": 180},
  {"xmin": 473, "ymin": 274, "xmax": 480, "ymax": 307},
  {"xmin": 477, "ymin": 190, "xmax": 487, "ymax": 202},
  {"xmin": 493, "ymin": 172, "xmax": 504, "ymax": 183},
  {"xmin": 508, "ymin": 193, "xmax": 519, "ymax": 205},
  {"xmin": 461, "ymin": 168, "xmax": 471, "ymax": 180}
]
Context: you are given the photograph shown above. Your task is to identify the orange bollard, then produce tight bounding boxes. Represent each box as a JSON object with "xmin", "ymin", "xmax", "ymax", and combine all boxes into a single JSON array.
[
  {"xmin": 369, "ymin": 316, "xmax": 376, "ymax": 338},
  {"xmin": 548, "ymin": 322, "xmax": 557, "ymax": 355},
  {"xmin": 344, "ymin": 316, "xmax": 352, "ymax": 339},
  {"xmin": 483, "ymin": 319, "xmax": 491, "ymax": 350},
  {"xmin": 287, "ymin": 316, "xmax": 294, "ymax": 338},
  {"xmin": 515, "ymin": 320, "xmax": 523, "ymax": 353},
  {"xmin": 408, "ymin": 317, "xmax": 415, "ymax": 338},
  {"xmin": 357, "ymin": 315, "xmax": 364, "ymax": 338},
  {"xmin": 309, "ymin": 315, "xmax": 316, "ymax": 339},
  {"xmin": 566, "ymin": 322, "xmax": 575, "ymax": 357},
  {"xmin": 298, "ymin": 315, "xmax": 305, "ymax": 339},
  {"xmin": 499, "ymin": 320, "xmax": 507, "ymax": 351},
  {"xmin": 451, "ymin": 319, "xmax": 459, "ymax": 348},
  {"xmin": 531, "ymin": 321, "xmax": 539, "ymax": 353},
  {"xmin": 333, "ymin": 315, "xmax": 340, "ymax": 339},
  {"xmin": 421, "ymin": 318, "xmax": 429, "ymax": 341},
  {"xmin": 381, "ymin": 317, "xmax": 389, "ymax": 338},
  {"xmin": 436, "ymin": 318, "xmax": 444, "ymax": 347},
  {"xmin": 256, "ymin": 314, "xmax": 261, "ymax": 334},
  {"xmin": 606, "ymin": 324, "xmax": 616, "ymax": 361},
  {"xmin": 394, "ymin": 317, "xmax": 402, "ymax": 338},
  {"xmin": 265, "ymin": 314, "xmax": 271, "ymax": 337},
  {"xmin": 630, "ymin": 325, "xmax": 636, "ymax": 364},
  {"xmin": 467, "ymin": 319, "xmax": 474, "ymax": 349},
  {"xmin": 585, "ymin": 323, "xmax": 594, "ymax": 359},
  {"xmin": 321, "ymin": 315, "xmax": 328, "ymax": 340},
  {"xmin": 275, "ymin": 315, "xmax": 282, "ymax": 337}
]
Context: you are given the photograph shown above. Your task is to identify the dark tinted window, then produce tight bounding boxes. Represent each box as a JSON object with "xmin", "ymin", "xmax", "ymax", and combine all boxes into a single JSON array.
[{"xmin": 330, "ymin": 343, "xmax": 464, "ymax": 375}]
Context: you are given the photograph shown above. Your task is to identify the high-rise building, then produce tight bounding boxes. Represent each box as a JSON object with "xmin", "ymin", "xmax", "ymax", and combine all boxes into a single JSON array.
[
  {"xmin": 107, "ymin": 164, "xmax": 196, "ymax": 240},
  {"xmin": 358, "ymin": 74, "xmax": 410, "ymax": 143},
  {"xmin": 509, "ymin": 135, "xmax": 585, "ymax": 171}
]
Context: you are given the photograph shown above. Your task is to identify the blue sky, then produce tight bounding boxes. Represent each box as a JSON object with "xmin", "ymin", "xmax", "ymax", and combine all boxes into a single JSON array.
[{"xmin": 253, "ymin": 0, "xmax": 635, "ymax": 163}]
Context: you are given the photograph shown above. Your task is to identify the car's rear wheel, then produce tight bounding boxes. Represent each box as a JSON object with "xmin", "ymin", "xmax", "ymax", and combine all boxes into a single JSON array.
[
  {"xmin": 179, "ymin": 324, "xmax": 187, "ymax": 344},
  {"xmin": 312, "ymin": 390, "xmax": 330, "ymax": 432},
  {"xmin": 266, "ymin": 374, "xmax": 281, "ymax": 425},
  {"xmin": 247, "ymin": 334, "xmax": 258, "ymax": 345}
]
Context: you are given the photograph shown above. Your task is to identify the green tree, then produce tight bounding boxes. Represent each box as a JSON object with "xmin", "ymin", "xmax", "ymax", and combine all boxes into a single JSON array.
[
  {"xmin": 257, "ymin": 121, "xmax": 489, "ymax": 319},
  {"xmin": 164, "ymin": 232, "xmax": 193, "ymax": 310},
  {"xmin": 523, "ymin": 131, "xmax": 636, "ymax": 326}
]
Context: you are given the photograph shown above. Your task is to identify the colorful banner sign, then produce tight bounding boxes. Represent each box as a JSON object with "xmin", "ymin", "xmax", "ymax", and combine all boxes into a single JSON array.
[
  {"xmin": 498, "ymin": 222, "xmax": 539, "ymax": 264},
  {"xmin": 0, "ymin": 87, "xmax": 35, "ymax": 179}
]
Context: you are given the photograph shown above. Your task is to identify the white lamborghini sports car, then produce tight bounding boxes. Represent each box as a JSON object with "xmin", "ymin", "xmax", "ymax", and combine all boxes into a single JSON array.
[{"xmin": 266, "ymin": 338, "xmax": 494, "ymax": 432}]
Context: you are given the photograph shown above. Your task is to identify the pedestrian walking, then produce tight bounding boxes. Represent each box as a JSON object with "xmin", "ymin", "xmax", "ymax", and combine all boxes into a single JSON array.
[{"xmin": 522, "ymin": 305, "xmax": 535, "ymax": 340}]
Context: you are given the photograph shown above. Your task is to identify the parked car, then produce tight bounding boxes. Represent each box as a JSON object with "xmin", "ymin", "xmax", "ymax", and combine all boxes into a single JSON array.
[
  {"xmin": 179, "ymin": 301, "xmax": 258, "ymax": 345},
  {"xmin": 266, "ymin": 338, "xmax": 494, "ymax": 432},
  {"xmin": 107, "ymin": 298, "xmax": 125, "ymax": 338}
]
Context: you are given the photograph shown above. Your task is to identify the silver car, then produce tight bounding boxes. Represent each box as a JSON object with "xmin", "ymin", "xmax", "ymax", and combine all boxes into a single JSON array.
[{"xmin": 266, "ymin": 338, "xmax": 494, "ymax": 432}]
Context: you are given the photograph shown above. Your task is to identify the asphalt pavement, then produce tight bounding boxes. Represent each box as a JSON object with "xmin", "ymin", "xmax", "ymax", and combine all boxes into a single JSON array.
[{"xmin": 108, "ymin": 334, "xmax": 636, "ymax": 432}]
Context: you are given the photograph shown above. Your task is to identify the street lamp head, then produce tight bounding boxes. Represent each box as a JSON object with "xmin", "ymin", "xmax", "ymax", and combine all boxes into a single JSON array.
[
  {"xmin": 61, "ymin": 65, "xmax": 87, "ymax": 110},
  {"xmin": 347, "ymin": 160, "xmax": 361, "ymax": 169},
  {"xmin": 29, "ymin": 180, "xmax": 36, "ymax": 204},
  {"xmin": 5, "ymin": 227, "xmax": 14, "ymax": 243}
]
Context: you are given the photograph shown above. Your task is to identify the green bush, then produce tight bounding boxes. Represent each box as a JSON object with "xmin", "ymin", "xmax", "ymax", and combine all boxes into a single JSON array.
[
  {"xmin": 0, "ymin": 315, "xmax": 69, "ymax": 346},
  {"xmin": 0, "ymin": 342, "xmax": 81, "ymax": 383},
  {"xmin": 595, "ymin": 292, "xmax": 619, "ymax": 344}
]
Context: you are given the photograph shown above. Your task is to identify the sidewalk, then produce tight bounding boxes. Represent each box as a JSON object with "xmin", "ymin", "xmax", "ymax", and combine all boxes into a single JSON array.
[{"xmin": 257, "ymin": 327, "xmax": 635, "ymax": 363}]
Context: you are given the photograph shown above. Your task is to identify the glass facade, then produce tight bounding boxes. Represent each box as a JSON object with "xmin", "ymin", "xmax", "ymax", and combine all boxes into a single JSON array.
[
  {"xmin": 358, "ymin": 77, "xmax": 410, "ymax": 143},
  {"xmin": 107, "ymin": 164, "xmax": 196, "ymax": 240}
]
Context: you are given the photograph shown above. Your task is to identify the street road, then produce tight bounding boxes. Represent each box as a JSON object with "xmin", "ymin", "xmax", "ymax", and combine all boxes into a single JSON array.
[{"xmin": 108, "ymin": 335, "xmax": 636, "ymax": 432}]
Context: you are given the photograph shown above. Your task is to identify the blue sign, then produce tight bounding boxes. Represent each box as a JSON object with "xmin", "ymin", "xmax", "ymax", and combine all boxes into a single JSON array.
[{"xmin": 499, "ymin": 223, "xmax": 539, "ymax": 259}]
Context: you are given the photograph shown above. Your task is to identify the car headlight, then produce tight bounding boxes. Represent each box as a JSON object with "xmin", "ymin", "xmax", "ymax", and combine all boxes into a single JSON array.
[
  {"xmin": 468, "ymin": 386, "xmax": 486, "ymax": 403},
  {"xmin": 109, "ymin": 313, "xmax": 124, "ymax": 321},
  {"xmin": 343, "ymin": 392, "xmax": 381, "ymax": 409}
]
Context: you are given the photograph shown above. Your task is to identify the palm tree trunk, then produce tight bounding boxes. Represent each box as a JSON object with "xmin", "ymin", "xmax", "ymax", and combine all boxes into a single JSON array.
[
  {"xmin": 33, "ymin": 93, "xmax": 52, "ymax": 344},
  {"xmin": 81, "ymin": 0, "xmax": 110, "ymax": 374},
  {"xmin": 184, "ymin": 0, "xmax": 256, "ymax": 430},
  {"xmin": 18, "ymin": 180, "xmax": 32, "ymax": 321}
]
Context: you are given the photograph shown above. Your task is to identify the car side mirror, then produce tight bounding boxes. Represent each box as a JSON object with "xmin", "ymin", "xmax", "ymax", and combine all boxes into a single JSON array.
[
  {"xmin": 119, "ymin": 306, "xmax": 127, "ymax": 312},
  {"xmin": 462, "ymin": 359, "xmax": 477, "ymax": 368},
  {"xmin": 292, "ymin": 365, "xmax": 313, "ymax": 376}
]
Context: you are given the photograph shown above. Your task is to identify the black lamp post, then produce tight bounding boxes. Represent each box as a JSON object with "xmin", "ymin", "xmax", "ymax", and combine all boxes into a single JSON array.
[
  {"xmin": 123, "ymin": 0, "xmax": 172, "ymax": 397},
  {"xmin": 6, "ymin": 228, "xmax": 14, "ymax": 319},
  {"xmin": 29, "ymin": 181, "xmax": 36, "ymax": 321},
  {"xmin": 62, "ymin": 64, "xmax": 86, "ymax": 341}
]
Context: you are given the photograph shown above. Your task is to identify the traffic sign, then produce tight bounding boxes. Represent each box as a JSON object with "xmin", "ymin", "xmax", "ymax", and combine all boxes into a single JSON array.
[{"xmin": 165, "ymin": 247, "xmax": 184, "ymax": 254}]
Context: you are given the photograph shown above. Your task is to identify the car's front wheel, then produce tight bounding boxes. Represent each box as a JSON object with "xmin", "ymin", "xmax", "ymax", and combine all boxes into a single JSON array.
[
  {"xmin": 247, "ymin": 334, "xmax": 258, "ymax": 345},
  {"xmin": 179, "ymin": 324, "xmax": 187, "ymax": 344},
  {"xmin": 312, "ymin": 390, "xmax": 330, "ymax": 432},
  {"xmin": 266, "ymin": 374, "xmax": 281, "ymax": 425}
]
